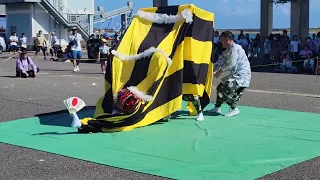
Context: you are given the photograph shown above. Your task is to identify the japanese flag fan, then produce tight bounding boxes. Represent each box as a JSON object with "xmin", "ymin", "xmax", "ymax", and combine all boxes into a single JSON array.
[{"xmin": 63, "ymin": 97, "xmax": 86, "ymax": 114}]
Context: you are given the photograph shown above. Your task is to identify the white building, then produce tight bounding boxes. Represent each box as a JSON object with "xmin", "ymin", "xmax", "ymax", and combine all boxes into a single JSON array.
[{"xmin": 0, "ymin": 0, "xmax": 94, "ymax": 50}]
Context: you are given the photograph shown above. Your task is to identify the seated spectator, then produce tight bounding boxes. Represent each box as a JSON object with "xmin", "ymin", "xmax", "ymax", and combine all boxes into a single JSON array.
[
  {"xmin": 279, "ymin": 54, "xmax": 297, "ymax": 73},
  {"xmin": 302, "ymin": 55, "xmax": 315, "ymax": 74},
  {"xmin": 299, "ymin": 46, "xmax": 312, "ymax": 59},
  {"xmin": 16, "ymin": 50, "xmax": 39, "ymax": 78},
  {"xmin": 57, "ymin": 47, "xmax": 63, "ymax": 58}
]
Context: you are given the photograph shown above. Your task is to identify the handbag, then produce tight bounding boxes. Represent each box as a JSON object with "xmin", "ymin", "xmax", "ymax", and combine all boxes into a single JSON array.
[{"xmin": 69, "ymin": 34, "xmax": 77, "ymax": 46}]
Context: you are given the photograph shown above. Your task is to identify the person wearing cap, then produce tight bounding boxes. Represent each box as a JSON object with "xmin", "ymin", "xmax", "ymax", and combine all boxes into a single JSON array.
[
  {"xmin": 68, "ymin": 27, "xmax": 83, "ymax": 72},
  {"xmin": 207, "ymin": 31, "xmax": 251, "ymax": 117},
  {"xmin": 16, "ymin": 50, "xmax": 39, "ymax": 78},
  {"xmin": 98, "ymin": 38, "xmax": 110, "ymax": 74}
]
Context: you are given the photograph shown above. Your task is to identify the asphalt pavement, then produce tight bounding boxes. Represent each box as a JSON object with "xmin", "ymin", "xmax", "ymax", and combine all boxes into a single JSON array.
[{"xmin": 0, "ymin": 53, "xmax": 319, "ymax": 180}]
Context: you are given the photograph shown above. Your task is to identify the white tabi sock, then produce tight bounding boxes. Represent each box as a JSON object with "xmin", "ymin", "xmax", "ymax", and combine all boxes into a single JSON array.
[
  {"xmin": 70, "ymin": 112, "xmax": 82, "ymax": 128},
  {"xmin": 196, "ymin": 112, "xmax": 204, "ymax": 121},
  {"xmin": 225, "ymin": 108, "xmax": 240, "ymax": 117}
]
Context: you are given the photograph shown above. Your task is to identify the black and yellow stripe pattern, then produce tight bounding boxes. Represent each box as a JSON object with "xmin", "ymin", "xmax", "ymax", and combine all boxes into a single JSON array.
[{"xmin": 81, "ymin": 4, "xmax": 214, "ymax": 132}]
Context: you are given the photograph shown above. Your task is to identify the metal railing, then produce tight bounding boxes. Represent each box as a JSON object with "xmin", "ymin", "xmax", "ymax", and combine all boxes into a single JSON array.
[
  {"xmin": 44, "ymin": 0, "xmax": 90, "ymax": 35},
  {"xmin": 47, "ymin": 0, "xmax": 65, "ymax": 12}
]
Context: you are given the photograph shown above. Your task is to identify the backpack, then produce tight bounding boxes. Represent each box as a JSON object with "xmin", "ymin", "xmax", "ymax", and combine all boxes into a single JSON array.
[{"xmin": 20, "ymin": 57, "xmax": 30, "ymax": 64}]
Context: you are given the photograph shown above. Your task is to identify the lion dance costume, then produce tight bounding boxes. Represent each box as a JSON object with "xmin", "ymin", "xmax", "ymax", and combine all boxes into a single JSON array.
[{"xmin": 78, "ymin": 4, "xmax": 214, "ymax": 133}]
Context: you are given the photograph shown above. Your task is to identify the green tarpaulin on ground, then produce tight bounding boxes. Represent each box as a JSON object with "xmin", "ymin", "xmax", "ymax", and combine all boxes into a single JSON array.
[{"xmin": 0, "ymin": 105, "xmax": 320, "ymax": 180}]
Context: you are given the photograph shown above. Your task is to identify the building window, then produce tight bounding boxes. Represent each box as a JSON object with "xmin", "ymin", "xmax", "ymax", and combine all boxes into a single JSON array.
[{"xmin": 10, "ymin": 26, "xmax": 17, "ymax": 33}]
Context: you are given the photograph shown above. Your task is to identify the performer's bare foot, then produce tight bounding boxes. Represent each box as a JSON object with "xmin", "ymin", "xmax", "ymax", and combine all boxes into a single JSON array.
[{"xmin": 225, "ymin": 108, "xmax": 240, "ymax": 117}]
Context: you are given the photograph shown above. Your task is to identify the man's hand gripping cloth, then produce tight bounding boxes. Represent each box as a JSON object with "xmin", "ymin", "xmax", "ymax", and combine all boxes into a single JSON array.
[{"xmin": 79, "ymin": 4, "xmax": 215, "ymax": 133}]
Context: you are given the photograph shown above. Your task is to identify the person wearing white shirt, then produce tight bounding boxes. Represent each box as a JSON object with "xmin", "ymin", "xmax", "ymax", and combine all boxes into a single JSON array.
[
  {"xmin": 9, "ymin": 32, "xmax": 19, "ymax": 55},
  {"xmin": 68, "ymin": 27, "xmax": 83, "ymax": 72},
  {"xmin": 50, "ymin": 31, "xmax": 60, "ymax": 60},
  {"xmin": 208, "ymin": 31, "xmax": 251, "ymax": 117},
  {"xmin": 290, "ymin": 35, "xmax": 300, "ymax": 61},
  {"xmin": 19, "ymin": 33, "xmax": 27, "ymax": 51},
  {"xmin": 213, "ymin": 31, "xmax": 220, "ymax": 45}
]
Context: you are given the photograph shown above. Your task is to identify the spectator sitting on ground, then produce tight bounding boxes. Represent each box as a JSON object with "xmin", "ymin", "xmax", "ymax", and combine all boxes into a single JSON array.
[
  {"xmin": 16, "ymin": 50, "xmax": 39, "ymax": 78},
  {"xmin": 279, "ymin": 54, "xmax": 297, "ymax": 73},
  {"xmin": 62, "ymin": 45, "xmax": 71, "ymax": 61},
  {"xmin": 302, "ymin": 54, "xmax": 315, "ymax": 74}
]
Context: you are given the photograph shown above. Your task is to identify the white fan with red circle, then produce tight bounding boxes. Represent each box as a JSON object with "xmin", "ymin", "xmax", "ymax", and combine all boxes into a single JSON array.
[{"xmin": 63, "ymin": 97, "xmax": 86, "ymax": 114}]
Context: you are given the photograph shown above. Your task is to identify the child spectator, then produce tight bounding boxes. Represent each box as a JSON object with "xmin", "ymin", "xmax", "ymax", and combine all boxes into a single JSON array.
[{"xmin": 98, "ymin": 38, "xmax": 110, "ymax": 74}]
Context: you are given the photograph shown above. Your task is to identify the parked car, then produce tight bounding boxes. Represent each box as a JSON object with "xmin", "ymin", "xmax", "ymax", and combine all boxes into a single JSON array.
[{"xmin": 0, "ymin": 36, "xmax": 6, "ymax": 54}]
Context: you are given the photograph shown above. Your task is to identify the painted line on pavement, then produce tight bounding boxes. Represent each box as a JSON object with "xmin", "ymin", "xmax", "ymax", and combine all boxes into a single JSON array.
[{"xmin": 212, "ymin": 86, "xmax": 320, "ymax": 98}]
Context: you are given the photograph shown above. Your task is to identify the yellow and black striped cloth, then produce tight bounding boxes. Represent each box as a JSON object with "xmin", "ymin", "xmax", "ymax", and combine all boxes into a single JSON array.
[{"xmin": 80, "ymin": 4, "xmax": 214, "ymax": 132}]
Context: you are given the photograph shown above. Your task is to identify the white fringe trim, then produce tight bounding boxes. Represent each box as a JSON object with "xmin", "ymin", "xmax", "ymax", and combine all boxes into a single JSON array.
[
  {"xmin": 127, "ymin": 86, "xmax": 153, "ymax": 102},
  {"xmin": 136, "ymin": 9, "xmax": 193, "ymax": 24},
  {"xmin": 111, "ymin": 47, "xmax": 172, "ymax": 66}
]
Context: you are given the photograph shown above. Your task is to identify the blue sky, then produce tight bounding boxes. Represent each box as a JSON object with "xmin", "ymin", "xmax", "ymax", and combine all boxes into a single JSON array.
[{"xmin": 94, "ymin": 0, "xmax": 320, "ymax": 29}]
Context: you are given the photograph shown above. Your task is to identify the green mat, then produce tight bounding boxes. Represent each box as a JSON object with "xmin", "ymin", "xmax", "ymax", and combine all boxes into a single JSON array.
[{"xmin": 1, "ymin": 105, "xmax": 320, "ymax": 180}]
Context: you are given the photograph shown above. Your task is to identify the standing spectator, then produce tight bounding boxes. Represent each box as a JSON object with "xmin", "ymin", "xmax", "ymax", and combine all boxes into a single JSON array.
[
  {"xmin": 315, "ymin": 32, "xmax": 320, "ymax": 55},
  {"xmin": 290, "ymin": 35, "xmax": 300, "ymax": 61},
  {"xmin": 237, "ymin": 30, "xmax": 244, "ymax": 41},
  {"xmin": 213, "ymin": 31, "xmax": 219, "ymax": 48},
  {"xmin": 50, "ymin": 31, "xmax": 60, "ymax": 60},
  {"xmin": 270, "ymin": 35, "xmax": 280, "ymax": 63},
  {"xmin": 98, "ymin": 38, "xmax": 110, "ymax": 74},
  {"xmin": 251, "ymin": 33, "xmax": 260, "ymax": 57},
  {"xmin": 237, "ymin": 34, "xmax": 249, "ymax": 56},
  {"xmin": 311, "ymin": 34, "xmax": 319, "ymax": 53},
  {"xmin": 68, "ymin": 27, "xmax": 83, "ymax": 72},
  {"xmin": 263, "ymin": 37, "xmax": 271, "ymax": 64},
  {"xmin": 306, "ymin": 37, "xmax": 317, "ymax": 55},
  {"xmin": 19, "ymin": 33, "xmax": 27, "ymax": 51},
  {"xmin": 35, "ymin": 30, "xmax": 47, "ymax": 60},
  {"xmin": 9, "ymin": 32, "xmax": 18, "ymax": 56}
]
